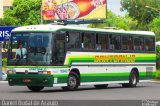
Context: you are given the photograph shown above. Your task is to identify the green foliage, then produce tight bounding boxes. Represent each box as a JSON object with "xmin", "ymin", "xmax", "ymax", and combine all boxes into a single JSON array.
[
  {"xmin": 2, "ymin": 58, "xmax": 7, "ymax": 67},
  {"xmin": 121, "ymin": 0, "xmax": 160, "ymax": 30},
  {"xmin": 1, "ymin": 0, "xmax": 41, "ymax": 26},
  {"xmin": 156, "ymin": 70, "xmax": 160, "ymax": 78},
  {"xmin": 148, "ymin": 17, "xmax": 160, "ymax": 41},
  {"xmin": 88, "ymin": 11, "xmax": 138, "ymax": 30},
  {"xmin": 156, "ymin": 46, "xmax": 160, "ymax": 69}
]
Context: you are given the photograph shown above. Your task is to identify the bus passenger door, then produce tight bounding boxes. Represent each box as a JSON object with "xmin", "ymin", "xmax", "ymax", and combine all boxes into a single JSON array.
[{"xmin": 54, "ymin": 31, "xmax": 66, "ymax": 65}]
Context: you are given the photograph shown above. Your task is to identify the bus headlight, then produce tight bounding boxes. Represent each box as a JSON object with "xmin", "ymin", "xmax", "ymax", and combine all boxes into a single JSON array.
[
  {"xmin": 7, "ymin": 70, "xmax": 16, "ymax": 75},
  {"xmin": 38, "ymin": 71, "xmax": 51, "ymax": 75}
]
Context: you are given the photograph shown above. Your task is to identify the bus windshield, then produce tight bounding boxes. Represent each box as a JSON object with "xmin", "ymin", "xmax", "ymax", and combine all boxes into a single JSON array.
[{"xmin": 8, "ymin": 32, "xmax": 53, "ymax": 66}]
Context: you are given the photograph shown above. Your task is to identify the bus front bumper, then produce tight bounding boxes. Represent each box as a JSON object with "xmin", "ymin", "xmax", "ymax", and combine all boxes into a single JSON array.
[{"xmin": 7, "ymin": 74, "xmax": 54, "ymax": 87}]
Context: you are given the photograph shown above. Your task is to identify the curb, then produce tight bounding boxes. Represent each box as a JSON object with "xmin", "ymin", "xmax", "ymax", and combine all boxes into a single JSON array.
[
  {"xmin": 0, "ymin": 81, "xmax": 8, "ymax": 83},
  {"xmin": 151, "ymin": 80, "xmax": 160, "ymax": 83}
]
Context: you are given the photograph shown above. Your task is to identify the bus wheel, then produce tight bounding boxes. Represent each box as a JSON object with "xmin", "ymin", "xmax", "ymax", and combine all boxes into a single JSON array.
[
  {"xmin": 94, "ymin": 84, "xmax": 108, "ymax": 89},
  {"xmin": 67, "ymin": 72, "xmax": 80, "ymax": 90},
  {"xmin": 129, "ymin": 71, "xmax": 138, "ymax": 87},
  {"xmin": 27, "ymin": 86, "xmax": 44, "ymax": 92},
  {"xmin": 122, "ymin": 71, "xmax": 138, "ymax": 88}
]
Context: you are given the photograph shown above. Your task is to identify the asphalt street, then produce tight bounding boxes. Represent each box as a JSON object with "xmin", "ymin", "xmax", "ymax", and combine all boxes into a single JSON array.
[{"xmin": 0, "ymin": 81, "xmax": 160, "ymax": 100}]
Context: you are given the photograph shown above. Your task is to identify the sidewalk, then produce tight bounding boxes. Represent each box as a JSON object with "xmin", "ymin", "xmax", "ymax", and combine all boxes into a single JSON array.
[{"xmin": 152, "ymin": 79, "xmax": 160, "ymax": 83}]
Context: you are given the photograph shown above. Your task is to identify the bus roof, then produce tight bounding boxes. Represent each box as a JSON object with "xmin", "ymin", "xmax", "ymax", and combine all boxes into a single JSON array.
[{"xmin": 12, "ymin": 25, "xmax": 155, "ymax": 36}]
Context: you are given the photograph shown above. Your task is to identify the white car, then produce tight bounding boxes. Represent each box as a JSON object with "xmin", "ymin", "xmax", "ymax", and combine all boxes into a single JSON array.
[{"xmin": 2, "ymin": 72, "xmax": 7, "ymax": 81}]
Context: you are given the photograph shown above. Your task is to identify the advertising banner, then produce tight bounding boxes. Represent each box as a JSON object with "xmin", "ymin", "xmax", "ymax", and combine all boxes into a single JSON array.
[
  {"xmin": 0, "ymin": 27, "xmax": 16, "ymax": 42},
  {"xmin": 42, "ymin": 0, "xmax": 106, "ymax": 20}
]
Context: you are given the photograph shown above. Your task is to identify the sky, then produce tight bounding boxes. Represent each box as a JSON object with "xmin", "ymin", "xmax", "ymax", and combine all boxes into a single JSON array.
[{"xmin": 107, "ymin": 0, "xmax": 125, "ymax": 16}]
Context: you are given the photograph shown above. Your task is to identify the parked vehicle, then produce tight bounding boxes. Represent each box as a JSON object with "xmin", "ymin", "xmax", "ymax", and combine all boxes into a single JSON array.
[{"xmin": 2, "ymin": 72, "xmax": 7, "ymax": 80}]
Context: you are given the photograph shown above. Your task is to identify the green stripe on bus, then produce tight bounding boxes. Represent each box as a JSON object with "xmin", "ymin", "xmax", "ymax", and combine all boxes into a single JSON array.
[
  {"xmin": 54, "ymin": 72, "xmax": 156, "ymax": 83},
  {"xmin": 53, "ymin": 72, "xmax": 155, "ymax": 77},
  {"xmin": 81, "ymin": 76, "xmax": 129, "ymax": 82},
  {"xmin": 65, "ymin": 54, "xmax": 156, "ymax": 65}
]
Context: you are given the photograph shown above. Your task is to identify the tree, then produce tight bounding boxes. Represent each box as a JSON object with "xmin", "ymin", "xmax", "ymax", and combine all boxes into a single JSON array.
[
  {"xmin": 149, "ymin": 17, "xmax": 160, "ymax": 41},
  {"xmin": 88, "ymin": 10, "xmax": 138, "ymax": 30},
  {"xmin": 1, "ymin": 0, "xmax": 41, "ymax": 26},
  {"xmin": 156, "ymin": 45, "xmax": 160, "ymax": 69},
  {"xmin": 121, "ymin": 0, "xmax": 160, "ymax": 30},
  {"xmin": 116, "ymin": 14, "xmax": 138, "ymax": 30}
]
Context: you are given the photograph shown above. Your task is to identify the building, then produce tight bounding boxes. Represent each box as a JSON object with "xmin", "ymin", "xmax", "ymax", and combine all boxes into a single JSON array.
[{"xmin": 0, "ymin": 0, "xmax": 14, "ymax": 18}]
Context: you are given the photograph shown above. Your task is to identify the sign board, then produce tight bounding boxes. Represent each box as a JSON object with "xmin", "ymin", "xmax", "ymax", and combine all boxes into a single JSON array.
[
  {"xmin": 42, "ymin": 0, "xmax": 106, "ymax": 20},
  {"xmin": 0, "ymin": 26, "xmax": 16, "ymax": 41}
]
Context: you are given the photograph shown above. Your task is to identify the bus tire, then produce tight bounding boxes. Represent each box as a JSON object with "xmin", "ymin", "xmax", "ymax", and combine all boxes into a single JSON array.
[
  {"xmin": 67, "ymin": 72, "xmax": 80, "ymax": 91},
  {"xmin": 94, "ymin": 84, "xmax": 108, "ymax": 89},
  {"xmin": 27, "ymin": 86, "xmax": 44, "ymax": 92},
  {"xmin": 129, "ymin": 71, "xmax": 138, "ymax": 87},
  {"xmin": 122, "ymin": 71, "xmax": 138, "ymax": 88}
]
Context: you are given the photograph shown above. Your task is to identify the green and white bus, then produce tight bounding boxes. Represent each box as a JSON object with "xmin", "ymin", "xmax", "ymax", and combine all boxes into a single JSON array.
[{"xmin": 7, "ymin": 25, "xmax": 156, "ymax": 91}]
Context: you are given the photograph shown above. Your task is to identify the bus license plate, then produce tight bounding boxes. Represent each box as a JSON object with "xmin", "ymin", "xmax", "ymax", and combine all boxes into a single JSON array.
[{"xmin": 23, "ymin": 79, "xmax": 31, "ymax": 83}]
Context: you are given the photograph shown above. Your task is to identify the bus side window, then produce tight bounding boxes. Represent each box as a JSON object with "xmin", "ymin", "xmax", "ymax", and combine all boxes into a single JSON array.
[
  {"xmin": 134, "ymin": 36, "xmax": 144, "ymax": 51},
  {"xmin": 96, "ymin": 33, "xmax": 108, "ymax": 50},
  {"xmin": 144, "ymin": 37, "xmax": 155, "ymax": 51},
  {"xmin": 109, "ymin": 34, "xmax": 121, "ymax": 50},
  {"xmin": 66, "ymin": 31, "xmax": 81, "ymax": 49},
  {"xmin": 122, "ymin": 35, "xmax": 133, "ymax": 50},
  {"xmin": 83, "ymin": 33, "xmax": 95, "ymax": 49}
]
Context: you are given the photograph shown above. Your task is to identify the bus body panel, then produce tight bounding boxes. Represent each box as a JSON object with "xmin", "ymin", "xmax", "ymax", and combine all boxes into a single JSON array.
[{"xmin": 7, "ymin": 52, "xmax": 156, "ymax": 87}]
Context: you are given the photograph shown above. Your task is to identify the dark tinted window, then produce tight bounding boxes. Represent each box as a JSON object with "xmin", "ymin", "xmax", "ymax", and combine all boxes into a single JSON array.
[
  {"xmin": 109, "ymin": 34, "xmax": 121, "ymax": 50},
  {"xmin": 67, "ymin": 32, "xmax": 81, "ymax": 49},
  {"xmin": 134, "ymin": 36, "xmax": 144, "ymax": 51},
  {"xmin": 144, "ymin": 37, "xmax": 155, "ymax": 51},
  {"xmin": 82, "ymin": 33, "xmax": 95, "ymax": 49},
  {"xmin": 122, "ymin": 36, "xmax": 133, "ymax": 50},
  {"xmin": 96, "ymin": 33, "xmax": 108, "ymax": 50}
]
